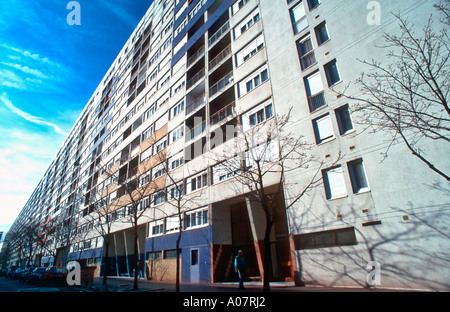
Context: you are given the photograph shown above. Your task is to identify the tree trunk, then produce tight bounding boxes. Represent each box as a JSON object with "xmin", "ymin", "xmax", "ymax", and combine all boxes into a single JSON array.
[
  {"xmin": 263, "ymin": 218, "xmax": 273, "ymax": 292},
  {"xmin": 103, "ymin": 239, "xmax": 109, "ymax": 286},
  {"xmin": 133, "ymin": 226, "xmax": 139, "ymax": 291},
  {"xmin": 175, "ymin": 230, "xmax": 182, "ymax": 292}
]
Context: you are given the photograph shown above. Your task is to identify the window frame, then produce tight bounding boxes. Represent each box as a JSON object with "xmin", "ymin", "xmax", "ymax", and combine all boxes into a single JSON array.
[
  {"xmin": 335, "ymin": 104, "xmax": 354, "ymax": 135},
  {"xmin": 312, "ymin": 113, "xmax": 335, "ymax": 144},
  {"xmin": 322, "ymin": 165, "xmax": 348, "ymax": 200},
  {"xmin": 238, "ymin": 65, "xmax": 270, "ymax": 98},
  {"xmin": 324, "ymin": 59, "xmax": 341, "ymax": 87},
  {"xmin": 347, "ymin": 159, "xmax": 370, "ymax": 194},
  {"xmin": 294, "ymin": 227, "xmax": 357, "ymax": 250},
  {"xmin": 314, "ymin": 21, "xmax": 330, "ymax": 46}
]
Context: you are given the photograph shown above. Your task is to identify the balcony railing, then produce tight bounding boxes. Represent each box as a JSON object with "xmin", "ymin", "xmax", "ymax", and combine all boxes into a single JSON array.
[
  {"xmin": 209, "ymin": 44, "xmax": 232, "ymax": 71},
  {"xmin": 186, "ymin": 93, "xmax": 206, "ymax": 115},
  {"xmin": 210, "ymin": 101, "xmax": 235, "ymax": 125},
  {"xmin": 300, "ymin": 51, "xmax": 316, "ymax": 71},
  {"xmin": 186, "ymin": 121, "xmax": 206, "ymax": 142},
  {"xmin": 209, "ymin": 21, "xmax": 230, "ymax": 46},
  {"xmin": 210, "ymin": 72, "xmax": 233, "ymax": 97},
  {"xmin": 187, "ymin": 45, "xmax": 205, "ymax": 68},
  {"xmin": 186, "ymin": 68, "xmax": 205, "ymax": 89},
  {"xmin": 308, "ymin": 92, "xmax": 326, "ymax": 112}
]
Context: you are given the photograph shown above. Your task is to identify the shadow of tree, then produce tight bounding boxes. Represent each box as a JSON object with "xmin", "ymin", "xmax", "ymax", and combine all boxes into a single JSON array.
[{"xmin": 289, "ymin": 181, "xmax": 450, "ymax": 291}]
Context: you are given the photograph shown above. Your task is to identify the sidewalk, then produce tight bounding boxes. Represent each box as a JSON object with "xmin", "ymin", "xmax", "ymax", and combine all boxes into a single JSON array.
[{"xmin": 77, "ymin": 276, "xmax": 418, "ymax": 292}]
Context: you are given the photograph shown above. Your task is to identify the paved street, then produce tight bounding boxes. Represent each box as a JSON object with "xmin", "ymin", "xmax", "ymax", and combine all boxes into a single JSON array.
[
  {"xmin": 0, "ymin": 275, "xmax": 433, "ymax": 312},
  {"xmin": 0, "ymin": 275, "xmax": 424, "ymax": 293},
  {"xmin": 0, "ymin": 276, "xmax": 77, "ymax": 292}
]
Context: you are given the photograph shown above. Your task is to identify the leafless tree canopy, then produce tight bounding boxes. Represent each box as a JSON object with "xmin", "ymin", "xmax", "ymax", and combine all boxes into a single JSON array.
[{"xmin": 338, "ymin": 5, "xmax": 449, "ymax": 181}]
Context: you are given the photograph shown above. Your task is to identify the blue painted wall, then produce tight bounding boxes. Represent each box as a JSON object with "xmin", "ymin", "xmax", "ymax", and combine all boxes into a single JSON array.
[
  {"xmin": 171, "ymin": 0, "xmax": 236, "ymax": 66},
  {"xmin": 145, "ymin": 226, "xmax": 212, "ymax": 283}
]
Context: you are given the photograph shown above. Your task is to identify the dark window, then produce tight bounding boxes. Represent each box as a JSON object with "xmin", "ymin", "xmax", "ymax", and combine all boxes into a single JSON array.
[
  {"xmin": 191, "ymin": 249, "xmax": 199, "ymax": 266},
  {"xmin": 307, "ymin": 0, "xmax": 320, "ymax": 10},
  {"xmin": 315, "ymin": 21, "xmax": 330, "ymax": 45},
  {"xmin": 324, "ymin": 59, "xmax": 341, "ymax": 86},
  {"xmin": 335, "ymin": 104, "xmax": 354, "ymax": 135},
  {"xmin": 294, "ymin": 227, "xmax": 357, "ymax": 250}
]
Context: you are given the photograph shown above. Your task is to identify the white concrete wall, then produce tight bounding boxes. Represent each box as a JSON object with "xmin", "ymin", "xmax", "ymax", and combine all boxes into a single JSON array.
[{"xmin": 260, "ymin": 0, "xmax": 450, "ymax": 290}]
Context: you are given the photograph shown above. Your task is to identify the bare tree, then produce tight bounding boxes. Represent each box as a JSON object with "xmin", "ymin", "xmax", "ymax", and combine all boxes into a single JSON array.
[
  {"xmin": 211, "ymin": 109, "xmax": 330, "ymax": 292},
  {"xmin": 337, "ymin": 5, "xmax": 450, "ymax": 181},
  {"xmin": 118, "ymin": 171, "xmax": 160, "ymax": 291},
  {"xmin": 154, "ymin": 147, "xmax": 205, "ymax": 292},
  {"xmin": 85, "ymin": 180, "xmax": 121, "ymax": 287}
]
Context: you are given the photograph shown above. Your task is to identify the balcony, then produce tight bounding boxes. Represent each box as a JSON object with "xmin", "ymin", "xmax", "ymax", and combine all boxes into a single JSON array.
[
  {"xmin": 186, "ymin": 121, "xmax": 206, "ymax": 142},
  {"xmin": 209, "ymin": 72, "xmax": 233, "ymax": 97},
  {"xmin": 186, "ymin": 93, "xmax": 206, "ymax": 115},
  {"xmin": 209, "ymin": 44, "xmax": 231, "ymax": 72},
  {"xmin": 187, "ymin": 45, "xmax": 205, "ymax": 68},
  {"xmin": 208, "ymin": 21, "xmax": 230, "ymax": 47},
  {"xmin": 186, "ymin": 68, "xmax": 205, "ymax": 90},
  {"xmin": 210, "ymin": 101, "xmax": 235, "ymax": 125}
]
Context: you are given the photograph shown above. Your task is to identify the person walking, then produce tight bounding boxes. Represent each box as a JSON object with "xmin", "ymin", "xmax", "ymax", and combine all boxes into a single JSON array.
[{"xmin": 234, "ymin": 250, "xmax": 248, "ymax": 289}]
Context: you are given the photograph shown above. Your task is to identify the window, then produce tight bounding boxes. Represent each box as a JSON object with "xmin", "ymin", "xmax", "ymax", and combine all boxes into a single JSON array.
[
  {"xmin": 347, "ymin": 159, "xmax": 370, "ymax": 194},
  {"xmin": 244, "ymin": 101, "xmax": 274, "ymax": 130},
  {"xmin": 238, "ymin": 66, "xmax": 269, "ymax": 97},
  {"xmin": 140, "ymin": 197, "xmax": 151, "ymax": 211},
  {"xmin": 322, "ymin": 166, "xmax": 347, "ymax": 200},
  {"xmin": 170, "ymin": 153, "xmax": 184, "ymax": 170},
  {"xmin": 304, "ymin": 71, "xmax": 326, "ymax": 112},
  {"xmin": 153, "ymin": 190, "xmax": 165, "ymax": 206},
  {"xmin": 307, "ymin": 0, "xmax": 320, "ymax": 11},
  {"xmin": 149, "ymin": 220, "xmax": 164, "ymax": 236},
  {"xmin": 142, "ymin": 125, "xmax": 154, "ymax": 141},
  {"xmin": 232, "ymin": 0, "xmax": 250, "ymax": 15},
  {"xmin": 294, "ymin": 227, "xmax": 357, "ymax": 250},
  {"xmin": 184, "ymin": 207, "xmax": 209, "ymax": 229},
  {"xmin": 173, "ymin": 80, "xmax": 185, "ymax": 94},
  {"xmin": 140, "ymin": 146, "xmax": 153, "ymax": 163},
  {"xmin": 297, "ymin": 35, "xmax": 316, "ymax": 70},
  {"xmin": 234, "ymin": 8, "xmax": 261, "ymax": 39},
  {"xmin": 140, "ymin": 173, "xmax": 151, "ymax": 186},
  {"xmin": 335, "ymin": 104, "xmax": 354, "ymax": 135},
  {"xmin": 144, "ymin": 104, "xmax": 156, "ymax": 120},
  {"xmin": 314, "ymin": 21, "xmax": 329, "ymax": 45},
  {"xmin": 211, "ymin": 156, "xmax": 241, "ymax": 184},
  {"xmin": 189, "ymin": 172, "xmax": 208, "ymax": 193},
  {"xmin": 324, "ymin": 59, "xmax": 341, "ymax": 86},
  {"xmin": 155, "ymin": 138, "xmax": 167, "ymax": 153},
  {"xmin": 235, "ymin": 34, "xmax": 265, "ymax": 67},
  {"xmin": 312, "ymin": 114, "xmax": 334, "ymax": 144},
  {"xmin": 153, "ymin": 163, "xmax": 167, "ymax": 179},
  {"xmin": 162, "ymin": 36, "xmax": 173, "ymax": 51},
  {"xmin": 164, "ymin": 249, "xmax": 178, "ymax": 258},
  {"xmin": 169, "ymin": 183, "xmax": 184, "ymax": 199},
  {"xmin": 170, "ymin": 125, "xmax": 184, "ymax": 144},
  {"xmin": 290, "ymin": 2, "xmax": 307, "ymax": 34},
  {"xmin": 147, "ymin": 251, "xmax": 162, "ymax": 260},
  {"xmin": 166, "ymin": 215, "xmax": 180, "ymax": 233}
]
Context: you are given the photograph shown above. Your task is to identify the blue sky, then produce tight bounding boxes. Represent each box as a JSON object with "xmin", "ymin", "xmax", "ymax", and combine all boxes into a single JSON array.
[{"xmin": 0, "ymin": 0, "xmax": 154, "ymax": 236}]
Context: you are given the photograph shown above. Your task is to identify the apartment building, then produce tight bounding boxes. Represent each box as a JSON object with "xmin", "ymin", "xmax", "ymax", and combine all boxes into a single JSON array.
[{"xmin": 3, "ymin": 0, "xmax": 449, "ymax": 291}]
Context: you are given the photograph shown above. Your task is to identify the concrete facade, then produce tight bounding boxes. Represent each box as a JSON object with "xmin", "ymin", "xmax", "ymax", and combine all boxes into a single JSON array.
[{"xmin": 2, "ymin": 0, "xmax": 449, "ymax": 291}]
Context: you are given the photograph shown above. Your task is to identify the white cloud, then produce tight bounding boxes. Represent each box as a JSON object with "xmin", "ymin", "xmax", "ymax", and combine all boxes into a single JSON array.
[
  {"xmin": 1, "ymin": 62, "xmax": 48, "ymax": 79},
  {"xmin": 0, "ymin": 129, "xmax": 61, "ymax": 229},
  {"xmin": 0, "ymin": 93, "xmax": 68, "ymax": 135},
  {"xmin": 0, "ymin": 44, "xmax": 67, "ymax": 92},
  {"xmin": 0, "ymin": 44, "xmax": 53, "ymax": 66}
]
